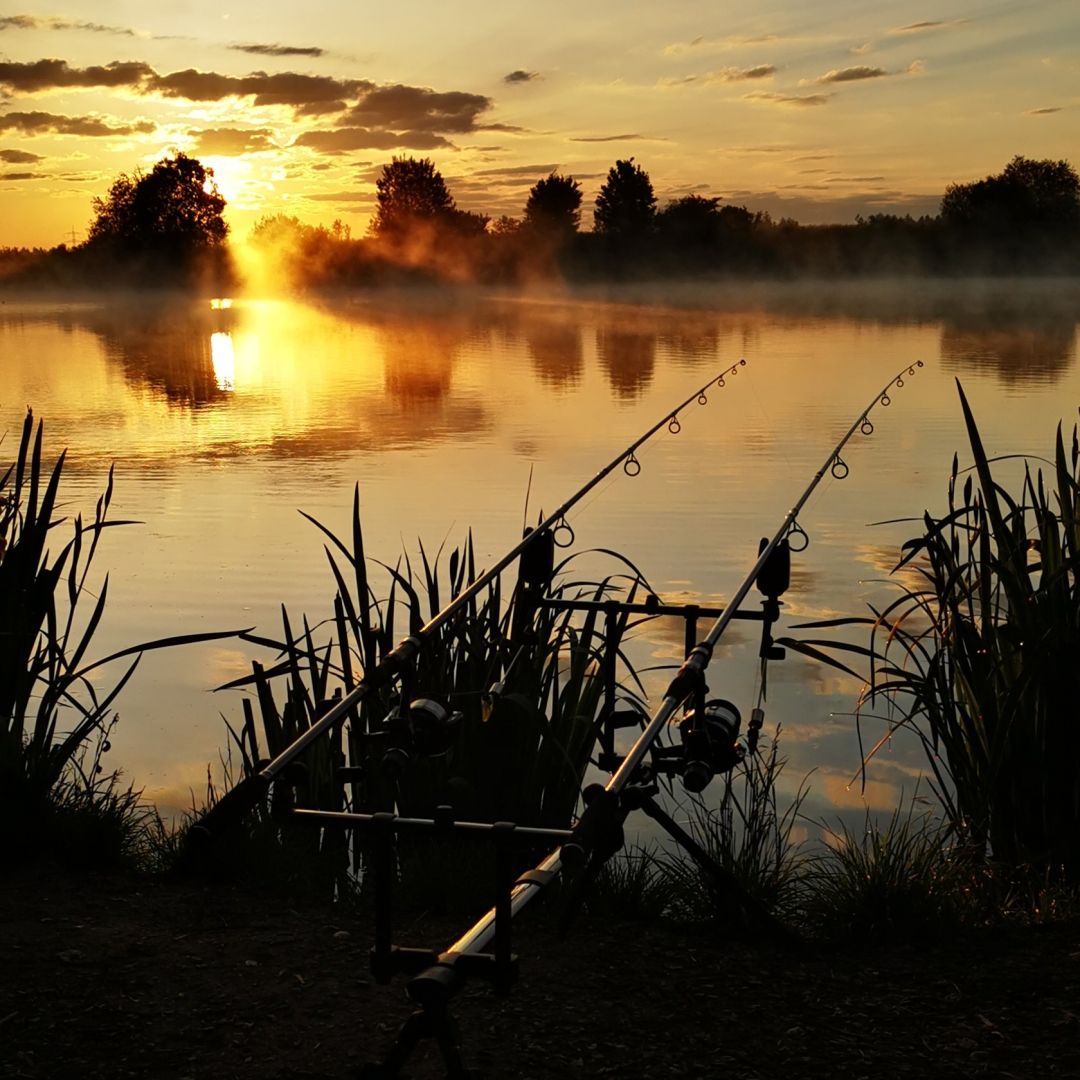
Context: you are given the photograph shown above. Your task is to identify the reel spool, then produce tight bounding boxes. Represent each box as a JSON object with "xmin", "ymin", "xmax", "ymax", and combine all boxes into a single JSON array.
[
  {"xmin": 381, "ymin": 698, "xmax": 463, "ymax": 778},
  {"xmin": 678, "ymin": 698, "xmax": 744, "ymax": 793}
]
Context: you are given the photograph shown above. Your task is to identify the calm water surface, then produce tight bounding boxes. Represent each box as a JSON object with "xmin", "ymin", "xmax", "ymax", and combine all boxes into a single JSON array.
[{"xmin": 2, "ymin": 280, "xmax": 1077, "ymax": 821}]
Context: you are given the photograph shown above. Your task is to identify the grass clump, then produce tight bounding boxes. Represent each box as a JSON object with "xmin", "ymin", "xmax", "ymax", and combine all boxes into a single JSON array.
[
  {"xmin": 787, "ymin": 383, "xmax": 1080, "ymax": 884},
  {"xmin": 801, "ymin": 802, "xmax": 973, "ymax": 943},
  {"xmin": 655, "ymin": 728, "xmax": 806, "ymax": 930}
]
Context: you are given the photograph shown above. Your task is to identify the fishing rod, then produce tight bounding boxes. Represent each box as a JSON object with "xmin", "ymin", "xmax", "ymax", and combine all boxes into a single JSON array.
[
  {"xmin": 191, "ymin": 359, "xmax": 750, "ymax": 842},
  {"xmin": 398, "ymin": 360, "xmax": 926, "ymax": 990}
]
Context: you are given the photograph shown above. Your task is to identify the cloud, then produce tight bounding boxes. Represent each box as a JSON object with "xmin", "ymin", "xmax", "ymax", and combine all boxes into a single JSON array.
[
  {"xmin": 0, "ymin": 147, "xmax": 43, "ymax": 162},
  {"xmin": 192, "ymin": 127, "xmax": 277, "ymax": 155},
  {"xmin": 0, "ymin": 110, "xmax": 155, "ymax": 136},
  {"xmin": 151, "ymin": 68, "xmax": 371, "ymax": 106},
  {"xmin": 0, "ymin": 14, "xmax": 136, "ymax": 36},
  {"xmin": 1026, "ymin": 106, "xmax": 1062, "ymax": 115},
  {"xmin": 475, "ymin": 163, "xmax": 558, "ymax": 177},
  {"xmin": 0, "ymin": 58, "xmax": 155, "ymax": 93},
  {"xmin": 744, "ymin": 92, "xmax": 829, "ymax": 107},
  {"xmin": 569, "ymin": 133, "xmax": 650, "ymax": 142},
  {"xmin": 477, "ymin": 122, "xmax": 526, "ymax": 132},
  {"xmin": 0, "ymin": 169, "xmax": 44, "ymax": 179},
  {"xmin": 305, "ymin": 190, "xmax": 373, "ymax": 201},
  {"xmin": 230, "ymin": 43, "xmax": 325, "ymax": 58},
  {"xmin": 293, "ymin": 127, "xmax": 452, "ymax": 153},
  {"xmin": 342, "ymin": 84, "xmax": 491, "ymax": 132},
  {"xmin": 663, "ymin": 33, "xmax": 779, "ymax": 56},
  {"xmin": 889, "ymin": 19, "xmax": 968, "ymax": 34},
  {"xmin": 705, "ymin": 64, "xmax": 776, "ymax": 82},
  {"xmin": 815, "ymin": 66, "xmax": 888, "ymax": 84},
  {"xmin": 503, "ymin": 70, "xmax": 538, "ymax": 84}
]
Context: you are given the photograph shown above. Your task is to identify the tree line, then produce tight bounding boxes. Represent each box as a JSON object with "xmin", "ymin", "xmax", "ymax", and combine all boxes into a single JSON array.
[{"xmin": 2, "ymin": 151, "xmax": 1078, "ymax": 290}]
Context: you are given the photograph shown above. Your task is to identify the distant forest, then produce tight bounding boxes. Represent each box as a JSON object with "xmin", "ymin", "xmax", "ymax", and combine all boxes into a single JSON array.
[{"xmin": 2, "ymin": 152, "xmax": 1078, "ymax": 291}]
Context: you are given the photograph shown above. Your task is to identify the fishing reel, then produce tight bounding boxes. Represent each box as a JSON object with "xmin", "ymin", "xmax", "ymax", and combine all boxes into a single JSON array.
[
  {"xmin": 678, "ymin": 698, "xmax": 744, "ymax": 793},
  {"xmin": 380, "ymin": 697, "xmax": 463, "ymax": 779}
]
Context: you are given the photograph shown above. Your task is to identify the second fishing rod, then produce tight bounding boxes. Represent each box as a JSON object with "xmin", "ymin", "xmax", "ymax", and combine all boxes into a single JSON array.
[
  {"xmin": 414, "ymin": 359, "xmax": 926, "ymax": 972},
  {"xmin": 191, "ymin": 358, "xmax": 750, "ymax": 843}
]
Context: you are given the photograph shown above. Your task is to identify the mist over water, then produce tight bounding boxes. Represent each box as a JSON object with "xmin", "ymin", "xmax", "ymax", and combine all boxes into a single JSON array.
[{"xmin": 2, "ymin": 279, "xmax": 1077, "ymax": 825}]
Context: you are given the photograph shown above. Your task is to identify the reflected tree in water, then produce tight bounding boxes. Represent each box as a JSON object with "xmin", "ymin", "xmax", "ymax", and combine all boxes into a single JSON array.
[
  {"xmin": 940, "ymin": 311, "xmax": 1077, "ymax": 385},
  {"xmin": 83, "ymin": 302, "xmax": 233, "ymax": 406},
  {"xmin": 596, "ymin": 326, "xmax": 656, "ymax": 399},
  {"xmin": 525, "ymin": 319, "xmax": 584, "ymax": 387}
]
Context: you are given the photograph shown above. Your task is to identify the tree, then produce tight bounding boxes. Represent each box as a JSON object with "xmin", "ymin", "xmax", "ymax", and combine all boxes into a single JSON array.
[
  {"xmin": 86, "ymin": 153, "xmax": 227, "ymax": 260},
  {"xmin": 371, "ymin": 156, "xmax": 456, "ymax": 238},
  {"xmin": 657, "ymin": 194, "xmax": 722, "ymax": 246},
  {"xmin": 593, "ymin": 158, "xmax": 656, "ymax": 237},
  {"xmin": 523, "ymin": 173, "xmax": 582, "ymax": 237},
  {"xmin": 941, "ymin": 155, "xmax": 1080, "ymax": 232}
]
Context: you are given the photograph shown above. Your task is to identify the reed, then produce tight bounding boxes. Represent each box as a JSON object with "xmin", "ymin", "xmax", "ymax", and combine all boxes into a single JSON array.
[
  {"xmin": 214, "ymin": 487, "xmax": 650, "ymax": 889},
  {"xmin": 0, "ymin": 410, "xmax": 240, "ymax": 864},
  {"xmin": 786, "ymin": 382, "xmax": 1080, "ymax": 880}
]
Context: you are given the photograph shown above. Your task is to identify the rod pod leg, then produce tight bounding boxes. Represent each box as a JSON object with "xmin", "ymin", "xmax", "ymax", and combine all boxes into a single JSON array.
[
  {"xmin": 360, "ymin": 1002, "xmax": 477, "ymax": 1079},
  {"xmin": 637, "ymin": 796, "xmax": 801, "ymax": 949}
]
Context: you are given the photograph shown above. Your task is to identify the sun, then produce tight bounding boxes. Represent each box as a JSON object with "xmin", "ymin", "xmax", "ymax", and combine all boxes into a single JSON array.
[{"xmin": 202, "ymin": 156, "xmax": 253, "ymax": 208}]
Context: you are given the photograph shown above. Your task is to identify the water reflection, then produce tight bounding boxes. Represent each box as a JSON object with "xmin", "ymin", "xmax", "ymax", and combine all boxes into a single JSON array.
[
  {"xmin": 940, "ymin": 314, "xmax": 1076, "ymax": 384},
  {"xmin": 88, "ymin": 301, "xmax": 233, "ymax": 407},
  {"xmin": 596, "ymin": 325, "xmax": 657, "ymax": 399},
  {"xmin": 210, "ymin": 332, "xmax": 235, "ymax": 392},
  {"xmin": 525, "ymin": 319, "xmax": 584, "ymax": 387}
]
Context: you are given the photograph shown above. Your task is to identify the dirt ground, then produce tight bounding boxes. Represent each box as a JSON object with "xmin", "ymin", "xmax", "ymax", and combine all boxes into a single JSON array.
[{"xmin": 2, "ymin": 866, "xmax": 1079, "ymax": 1079}]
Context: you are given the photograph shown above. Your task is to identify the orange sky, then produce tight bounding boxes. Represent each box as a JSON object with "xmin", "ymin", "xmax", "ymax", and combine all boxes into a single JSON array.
[{"xmin": 1, "ymin": 1, "xmax": 1077, "ymax": 247}]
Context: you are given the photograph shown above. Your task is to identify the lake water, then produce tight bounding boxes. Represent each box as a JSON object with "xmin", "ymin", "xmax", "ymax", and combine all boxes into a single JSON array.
[{"xmin": 2, "ymin": 279, "xmax": 1077, "ymax": 825}]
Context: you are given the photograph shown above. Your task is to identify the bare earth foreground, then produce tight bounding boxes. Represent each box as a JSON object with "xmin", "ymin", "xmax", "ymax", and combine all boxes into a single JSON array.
[{"xmin": 3, "ymin": 868, "xmax": 1079, "ymax": 1079}]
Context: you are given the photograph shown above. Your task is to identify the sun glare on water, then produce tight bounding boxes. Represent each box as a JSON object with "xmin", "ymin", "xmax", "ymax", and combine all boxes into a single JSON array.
[{"xmin": 210, "ymin": 331, "xmax": 235, "ymax": 391}]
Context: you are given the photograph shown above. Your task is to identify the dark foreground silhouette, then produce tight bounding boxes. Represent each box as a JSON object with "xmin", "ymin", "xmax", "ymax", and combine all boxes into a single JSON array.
[{"xmin": 3, "ymin": 866, "xmax": 1078, "ymax": 1080}]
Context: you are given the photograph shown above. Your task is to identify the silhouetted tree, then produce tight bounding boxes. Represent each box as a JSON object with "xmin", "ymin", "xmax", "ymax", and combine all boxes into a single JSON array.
[
  {"xmin": 593, "ymin": 158, "xmax": 656, "ymax": 237},
  {"xmin": 523, "ymin": 173, "xmax": 582, "ymax": 237},
  {"xmin": 940, "ymin": 155, "xmax": 1080, "ymax": 271},
  {"xmin": 86, "ymin": 153, "xmax": 227, "ymax": 264},
  {"xmin": 371, "ymin": 156, "xmax": 456, "ymax": 238},
  {"xmin": 658, "ymin": 195, "xmax": 721, "ymax": 245}
]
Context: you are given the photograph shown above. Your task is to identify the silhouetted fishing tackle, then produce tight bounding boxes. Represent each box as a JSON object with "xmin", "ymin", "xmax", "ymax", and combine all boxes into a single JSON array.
[{"xmin": 188, "ymin": 358, "xmax": 924, "ymax": 1079}]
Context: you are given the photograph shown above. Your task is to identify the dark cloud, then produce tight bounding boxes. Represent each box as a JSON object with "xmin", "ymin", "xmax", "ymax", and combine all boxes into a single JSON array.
[
  {"xmin": 0, "ymin": 15, "xmax": 136, "ymax": 35},
  {"xmin": 0, "ymin": 169, "xmax": 44, "ymax": 179},
  {"xmin": 1027, "ymin": 106, "xmax": 1062, "ymax": 115},
  {"xmin": 294, "ymin": 127, "xmax": 452, "ymax": 153},
  {"xmin": 827, "ymin": 175, "xmax": 885, "ymax": 182},
  {"xmin": 890, "ymin": 19, "xmax": 967, "ymax": 34},
  {"xmin": 230, "ymin": 43, "xmax": 325, "ymax": 58},
  {"xmin": 192, "ymin": 127, "xmax": 277, "ymax": 155},
  {"xmin": 0, "ymin": 110, "xmax": 155, "ymax": 136},
  {"xmin": 343, "ymin": 84, "xmax": 491, "ymax": 132},
  {"xmin": 816, "ymin": 66, "xmax": 888, "ymax": 83},
  {"xmin": 0, "ymin": 58, "xmax": 155, "ymax": 92},
  {"xmin": 503, "ymin": 70, "xmax": 538, "ymax": 84},
  {"xmin": 0, "ymin": 147, "xmax": 43, "ymax": 162},
  {"xmin": 744, "ymin": 92, "xmax": 829, "ymax": 106},
  {"xmin": 569, "ymin": 133, "xmax": 648, "ymax": 142},
  {"xmin": 477, "ymin": 122, "xmax": 526, "ymax": 132},
  {"xmin": 296, "ymin": 99, "xmax": 348, "ymax": 116},
  {"xmin": 0, "ymin": 59, "xmax": 371, "ymax": 106},
  {"xmin": 151, "ymin": 68, "xmax": 371, "ymax": 106},
  {"xmin": 475, "ymin": 163, "xmax": 558, "ymax": 177},
  {"xmin": 706, "ymin": 64, "xmax": 776, "ymax": 81}
]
